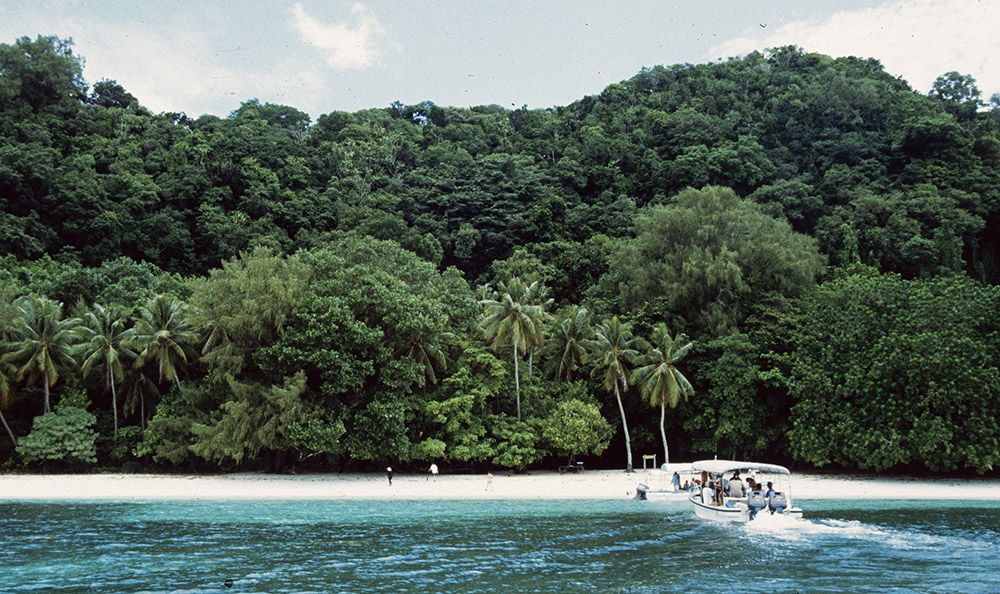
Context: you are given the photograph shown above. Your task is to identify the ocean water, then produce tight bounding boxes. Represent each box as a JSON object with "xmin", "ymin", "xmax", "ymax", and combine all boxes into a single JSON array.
[{"xmin": 1, "ymin": 498, "xmax": 998, "ymax": 593}]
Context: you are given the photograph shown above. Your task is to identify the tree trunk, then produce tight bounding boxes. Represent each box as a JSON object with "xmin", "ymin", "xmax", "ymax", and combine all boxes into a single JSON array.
[
  {"xmin": 43, "ymin": 378, "xmax": 50, "ymax": 413},
  {"xmin": 615, "ymin": 376, "xmax": 633, "ymax": 473},
  {"xmin": 0, "ymin": 409, "xmax": 16, "ymax": 449},
  {"xmin": 140, "ymin": 393, "xmax": 146, "ymax": 429},
  {"xmin": 660, "ymin": 400, "xmax": 669, "ymax": 468},
  {"xmin": 513, "ymin": 343, "xmax": 521, "ymax": 421},
  {"xmin": 109, "ymin": 368, "xmax": 119, "ymax": 439},
  {"xmin": 528, "ymin": 348, "xmax": 533, "ymax": 380}
]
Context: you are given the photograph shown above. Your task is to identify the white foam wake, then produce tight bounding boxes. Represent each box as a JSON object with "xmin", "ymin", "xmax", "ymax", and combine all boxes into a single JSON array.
[{"xmin": 742, "ymin": 515, "xmax": 984, "ymax": 552}]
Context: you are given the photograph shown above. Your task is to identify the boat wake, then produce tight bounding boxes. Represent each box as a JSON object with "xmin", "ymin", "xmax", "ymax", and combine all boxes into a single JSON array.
[{"xmin": 742, "ymin": 515, "xmax": 986, "ymax": 552}]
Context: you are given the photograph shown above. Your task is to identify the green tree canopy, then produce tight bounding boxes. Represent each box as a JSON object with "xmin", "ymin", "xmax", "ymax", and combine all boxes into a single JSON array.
[
  {"xmin": 601, "ymin": 186, "xmax": 825, "ymax": 337},
  {"xmin": 540, "ymin": 399, "xmax": 613, "ymax": 464},
  {"xmin": 782, "ymin": 269, "xmax": 1000, "ymax": 473}
]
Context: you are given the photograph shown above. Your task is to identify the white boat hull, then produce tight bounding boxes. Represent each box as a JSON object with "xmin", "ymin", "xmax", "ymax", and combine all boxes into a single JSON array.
[{"xmin": 689, "ymin": 495, "xmax": 803, "ymax": 523}]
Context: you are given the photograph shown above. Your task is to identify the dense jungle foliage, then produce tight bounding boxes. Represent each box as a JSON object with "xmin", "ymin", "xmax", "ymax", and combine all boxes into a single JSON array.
[{"xmin": 1, "ymin": 36, "xmax": 998, "ymax": 474}]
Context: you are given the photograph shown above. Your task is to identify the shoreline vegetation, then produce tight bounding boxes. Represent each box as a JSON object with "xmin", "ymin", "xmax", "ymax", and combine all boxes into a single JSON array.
[
  {"xmin": 2, "ymin": 471, "xmax": 999, "ymax": 501},
  {"xmin": 2, "ymin": 37, "xmax": 999, "ymax": 478}
]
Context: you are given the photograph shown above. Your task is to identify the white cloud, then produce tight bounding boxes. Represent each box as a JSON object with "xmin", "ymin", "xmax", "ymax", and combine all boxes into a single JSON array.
[
  {"xmin": 0, "ymin": 11, "xmax": 331, "ymax": 116},
  {"xmin": 291, "ymin": 2, "xmax": 384, "ymax": 70},
  {"xmin": 709, "ymin": 0, "xmax": 1000, "ymax": 98}
]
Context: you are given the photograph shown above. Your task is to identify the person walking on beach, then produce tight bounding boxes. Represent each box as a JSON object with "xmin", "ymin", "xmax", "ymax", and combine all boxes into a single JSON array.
[
  {"xmin": 386, "ymin": 466, "xmax": 394, "ymax": 486},
  {"xmin": 485, "ymin": 471, "xmax": 493, "ymax": 492},
  {"xmin": 671, "ymin": 471, "xmax": 681, "ymax": 492},
  {"xmin": 428, "ymin": 463, "xmax": 439, "ymax": 480}
]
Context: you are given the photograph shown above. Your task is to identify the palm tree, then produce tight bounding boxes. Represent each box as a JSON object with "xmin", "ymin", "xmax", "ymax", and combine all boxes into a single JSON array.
[
  {"xmin": 0, "ymin": 360, "xmax": 18, "ymax": 448},
  {"xmin": 587, "ymin": 316, "xmax": 642, "ymax": 472},
  {"xmin": 407, "ymin": 331, "xmax": 453, "ymax": 386},
  {"xmin": 77, "ymin": 304, "xmax": 135, "ymax": 438},
  {"xmin": 0, "ymin": 294, "xmax": 19, "ymax": 448},
  {"xmin": 131, "ymin": 294, "xmax": 198, "ymax": 392},
  {"xmin": 545, "ymin": 306, "xmax": 592, "ymax": 382},
  {"xmin": 631, "ymin": 324, "xmax": 694, "ymax": 468},
  {"xmin": 2, "ymin": 295, "xmax": 79, "ymax": 413},
  {"xmin": 522, "ymin": 279, "xmax": 553, "ymax": 380},
  {"xmin": 121, "ymin": 365, "xmax": 159, "ymax": 429},
  {"xmin": 479, "ymin": 277, "xmax": 548, "ymax": 421}
]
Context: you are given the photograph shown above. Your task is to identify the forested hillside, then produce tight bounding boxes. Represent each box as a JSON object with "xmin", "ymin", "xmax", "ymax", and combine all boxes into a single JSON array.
[{"xmin": 1, "ymin": 35, "xmax": 998, "ymax": 474}]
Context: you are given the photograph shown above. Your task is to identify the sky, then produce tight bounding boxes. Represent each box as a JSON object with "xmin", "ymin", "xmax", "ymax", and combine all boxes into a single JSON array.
[{"xmin": 2, "ymin": 0, "xmax": 998, "ymax": 119}]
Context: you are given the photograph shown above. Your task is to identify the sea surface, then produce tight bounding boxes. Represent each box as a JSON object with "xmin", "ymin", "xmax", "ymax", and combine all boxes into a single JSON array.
[{"xmin": 1, "ymin": 497, "xmax": 998, "ymax": 593}]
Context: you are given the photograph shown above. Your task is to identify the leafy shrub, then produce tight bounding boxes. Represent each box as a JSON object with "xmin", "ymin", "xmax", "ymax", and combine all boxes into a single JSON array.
[
  {"xmin": 540, "ymin": 399, "xmax": 613, "ymax": 461},
  {"xmin": 110, "ymin": 426, "xmax": 143, "ymax": 462},
  {"xmin": 490, "ymin": 416, "xmax": 544, "ymax": 470},
  {"xmin": 17, "ymin": 405, "xmax": 98, "ymax": 466}
]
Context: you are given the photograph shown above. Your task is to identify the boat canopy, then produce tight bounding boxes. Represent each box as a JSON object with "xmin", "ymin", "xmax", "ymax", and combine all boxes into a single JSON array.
[{"xmin": 690, "ymin": 459, "xmax": 791, "ymax": 476}]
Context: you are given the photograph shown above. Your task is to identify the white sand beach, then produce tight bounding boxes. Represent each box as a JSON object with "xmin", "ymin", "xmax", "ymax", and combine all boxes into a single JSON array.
[{"xmin": 1, "ymin": 469, "xmax": 998, "ymax": 501}]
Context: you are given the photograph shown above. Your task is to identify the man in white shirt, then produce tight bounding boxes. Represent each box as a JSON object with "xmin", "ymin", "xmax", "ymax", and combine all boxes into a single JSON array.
[{"xmin": 727, "ymin": 474, "xmax": 746, "ymax": 498}]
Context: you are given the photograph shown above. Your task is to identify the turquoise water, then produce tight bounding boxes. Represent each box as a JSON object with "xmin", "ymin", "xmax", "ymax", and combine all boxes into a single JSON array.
[{"xmin": 2, "ymin": 498, "xmax": 998, "ymax": 593}]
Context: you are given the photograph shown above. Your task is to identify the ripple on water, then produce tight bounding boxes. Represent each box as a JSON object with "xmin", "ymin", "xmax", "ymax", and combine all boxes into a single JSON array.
[{"xmin": 2, "ymin": 499, "xmax": 1000, "ymax": 593}]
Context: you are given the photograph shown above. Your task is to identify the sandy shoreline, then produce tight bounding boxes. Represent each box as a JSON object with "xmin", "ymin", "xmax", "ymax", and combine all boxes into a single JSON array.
[{"xmin": 2, "ymin": 469, "xmax": 999, "ymax": 501}]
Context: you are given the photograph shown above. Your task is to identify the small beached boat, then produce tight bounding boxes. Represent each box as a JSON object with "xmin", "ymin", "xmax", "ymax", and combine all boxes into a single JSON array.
[
  {"xmin": 634, "ymin": 464, "xmax": 698, "ymax": 500},
  {"xmin": 687, "ymin": 459, "xmax": 803, "ymax": 523}
]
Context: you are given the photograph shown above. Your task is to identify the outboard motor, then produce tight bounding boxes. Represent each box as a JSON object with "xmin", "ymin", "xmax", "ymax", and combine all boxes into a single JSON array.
[
  {"xmin": 747, "ymin": 492, "xmax": 767, "ymax": 521},
  {"xmin": 634, "ymin": 483, "xmax": 649, "ymax": 501},
  {"xmin": 768, "ymin": 492, "xmax": 788, "ymax": 514}
]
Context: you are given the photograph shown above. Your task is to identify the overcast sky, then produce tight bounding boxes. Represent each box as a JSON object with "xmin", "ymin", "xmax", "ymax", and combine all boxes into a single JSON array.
[{"xmin": 2, "ymin": 0, "xmax": 998, "ymax": 118}]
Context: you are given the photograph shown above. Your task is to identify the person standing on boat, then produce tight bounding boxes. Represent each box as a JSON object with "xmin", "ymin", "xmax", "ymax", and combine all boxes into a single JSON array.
[
  {"xmin": 765, "ymin": 481, "xmax": 775, "ymax": 498},
  {"xmin": 671, "ymin": 472, "xmax": 681, "ymax": 492}
]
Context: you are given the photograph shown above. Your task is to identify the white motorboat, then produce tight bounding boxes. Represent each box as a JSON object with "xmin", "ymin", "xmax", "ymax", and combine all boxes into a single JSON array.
[{"xmin": 687, "ymin": 459, "xmax": 803, "ymax": 523}]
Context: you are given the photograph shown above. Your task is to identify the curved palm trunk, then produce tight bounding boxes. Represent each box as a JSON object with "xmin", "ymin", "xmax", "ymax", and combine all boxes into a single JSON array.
[
  {"xmin": 43, "ymin": 378, "xmax": 51, "ymax": 413},
  {"xmin": 0, "ymin": 409, "xmax": 16, "ymax": 449},
  {"xmin": 109, "ymin": 367, "xmax": 119, "ymax": 439},
  {"xmin": 513, "ymin": 343, "xmax": 521, "ymax": 421},
  {"xmin": 528, "ymin": 348, "xmax": 533, "ymax": 380},
  {"xmin": 659, "ymin": 400, "xmax": 669, "ymax": 467},
  {"xmin": 615, "ymin": 376, "xmax": 633, "ymax": 473}
]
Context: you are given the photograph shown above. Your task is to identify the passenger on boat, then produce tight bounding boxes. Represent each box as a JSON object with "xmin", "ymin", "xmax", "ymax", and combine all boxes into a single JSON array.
[
  {"xmin": 765, "ymin": 481, "xmax": 775, "ymax": 498},
  {"xmin": 701, "ymin": 482, "xmax": 716, "ymax": 505},
  {"xmin": 682, "ymin": 479, "xmax": 692, "ymax": 491},
  {"xmin": 727, "ymin": 473, "xmax": 746, "ymax": 498}
]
